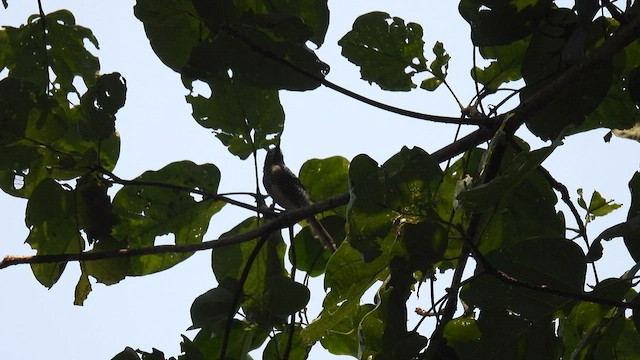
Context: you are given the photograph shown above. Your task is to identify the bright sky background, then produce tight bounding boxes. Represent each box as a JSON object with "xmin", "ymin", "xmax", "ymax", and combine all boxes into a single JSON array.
[{"xmin": 1, "ymin": 1, "xmax": 639, "ymax": 359}]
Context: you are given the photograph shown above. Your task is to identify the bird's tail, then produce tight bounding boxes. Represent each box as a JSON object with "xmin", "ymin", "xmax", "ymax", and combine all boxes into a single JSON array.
[{"xmin": 307, "ymin": 217, "xmax": 338, "ymax": 252}]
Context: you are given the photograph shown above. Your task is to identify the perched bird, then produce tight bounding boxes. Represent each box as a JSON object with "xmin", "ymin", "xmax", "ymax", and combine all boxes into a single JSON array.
[{"xmin": 263, "ymin": 144, "xmax": 338, "ymax": 252}]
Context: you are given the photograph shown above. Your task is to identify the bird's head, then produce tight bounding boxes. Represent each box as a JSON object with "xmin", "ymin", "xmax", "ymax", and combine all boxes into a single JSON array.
[{"xmin": 265, "ymin": 143, "xmax": 284, "ymax": 165}]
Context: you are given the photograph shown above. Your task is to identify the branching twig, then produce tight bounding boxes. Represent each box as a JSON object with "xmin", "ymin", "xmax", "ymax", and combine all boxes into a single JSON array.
[
  {"xmin": 464, "ymin": 234, "xmax": 637, "ymax": 310},
  {"xmin": 222, "ymin": 26, "xmax": 484, "ymax": 127},
  {"xmin": 93, "ymin": 166, "xmax": 269, "ymax": 215}
]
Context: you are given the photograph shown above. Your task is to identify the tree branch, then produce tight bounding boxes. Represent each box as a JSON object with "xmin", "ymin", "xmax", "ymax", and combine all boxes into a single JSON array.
[
  {"xmin": 223, "ymin": 26, "xmax": 483, "ymax": 126},
  {"xmin": 465, "ymin": 233, "xmax": 638, "ymax": 310},
  {"xmin": 0, "ymin": 193, "xmax": 349, "ymax": 269},
  {"xmin": 93, "ymin": 165, "xmax": 269, "ymax": 215}
]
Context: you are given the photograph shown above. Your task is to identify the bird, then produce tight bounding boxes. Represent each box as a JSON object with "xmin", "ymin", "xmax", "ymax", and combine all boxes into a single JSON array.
[{"xmin": 263, "ymin": 144, "xmax": 338, "ymax": 252}]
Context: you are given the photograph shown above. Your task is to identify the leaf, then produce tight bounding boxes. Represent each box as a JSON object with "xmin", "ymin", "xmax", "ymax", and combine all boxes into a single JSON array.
[
  {"xmin": 474, "ymin": 309, "xmax": 560, "ymax": 359},
  {"xmin": 25, "ymin": 179, "xmax": 84, "ymax": 287},
  {"xmin": 459, "ymin": 0, "xmax": 553, "ymax": 46},
  {"xmin": 398, "ymin": 220, "xmax": 447, "ymax": 274},
  {"xmin": 443, "ymin": 315, "xmax": 482, "ymax": 359},
  {"xmin": 187, "ymin": 1, "xmax": 329, "ymax": 91},
  {"xmin": 576, "ymin": 26, "xmax": 640, "ymax": 133},
  {"xmin": 212, "ymin": 217, "xmax": 290, "ymax": 326},
  {"xmin": 134, "ymin": 0, "xmax": 204, "ymax": 72},
  {"xmin": 521, "ymin": 10, "xmax": 613, "ymax": 140},
  {"xmin": 299, "ymin": 156, "xmax": 350, "ymax": 208},
  {"xmin": 186, "ymin": 79, "xmax": 283, "ymax": 159},
  {"xmin": 79, "ymin": 73, "xmax": 127, "ymax": 141},
  {"xmin": 290, "ymin": 215, "xmax": 345, "ymax": 277},
  {"xmin": 471, "ymin": 37, "xmax": 528, "ymax": 91},
  {"xmin": 189, "ymin": 286, "xmax": 237, "ymax": 330},
  {"xmin": 188, "ymin": 320, "xmax": 257, "ymax": 360},
  {"xmin": 112, "ymin": 161, "xmax": 224, "ymax": 275},
  {"xmin": 301, "ymin": 239, "xmax": 393, "ymax": 345},
  {"xmin": 75, "ymin": 174, "xmax": 118, "ymax": 244},
  {"xmin": 587, "ymin": 190, "xmax": 622, "ymax": 217},
  {"xmin": 111, "ymin": 347, "xmax": 141, "ymax": 360},
  {"xmin": 457, "ymin": 136, "xmax": 562, "ymax": 212},
  {"xmin": 461, "ymin": 237, "xmax": 587, "ymax": 319},
  {"xmin": 359, "ymin": 258, "xmax": 427, "ymax": 359},
  {"xmin": 74, "ymin": 271, "xmax": 92, "ymax": 306},
  {"xmin": 347, "ymin": 147, "xmax": 444, "ymax": 260},
  {"xmin": 1, "ymin": 10, "xmax": 100, "ymax": 92},
  {"xmin": 0, "ymin": 76, "xmax": 121, "ymax": 198},
  {"xmin": 263, "ymin": 325, "xmax": 309, "ymax": 360},
  {"xmin": 338, "ymin": 12, "xmax": 427, "ymax": 91},
  {"xmin": 319, "ymin": 304, "xmax": 375, "ymax": 357},
  {"xmin": 264, "ymin": 276, "xmax": 310, "ymax": 318}
]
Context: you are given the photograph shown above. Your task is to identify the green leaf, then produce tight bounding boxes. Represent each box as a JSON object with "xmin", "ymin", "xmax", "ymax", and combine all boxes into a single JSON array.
[
  {"xmin": 521, "ymin": 10, "xmax": 613, "ymax": 140},
  {"xmin": 25, "ymin": 179, "xmax": 84, "ymax": 287},
  {"xmin": 471, "ymin": 37, "xmax": 528, "ymax": 91},
  {"xmin": 443, "ymin": 315, "xmax": 482, "ymax": 359},
  {"xmin": 186, "ymin": 79, "xmax": 283, "ymax": 159},
  {"xmin": 471, "ymin": 146, "xmax": 564, "ymax": 253},
  {"xmin": 79, "ymin": 73, "xmax": 126, "ymax": 141},
  {"xmin": 429, "ymin": 41, "xmax": 450, "ymax": 81},
  {"xmin": 420, "ymin": 41, "xmax": 450, "ymax": 91},
  {"xmin": 301, "ymin": 238, "xmax": 393, "ymax": 345},
  {"xmin": 347, "ymin": 147, "xmax": 444, "ymax": 260},
  {"xmin": 319, "ymin": 304, "xmax": 375, "ymax": 357},
  {"xmin": 186, "ymin": 1, "xmax": 329, "ymax": 91},
  {"xmin": 112, "ymin": 161, "xmax": 224, "ymax": 275},
  {"xmin": 587, "ymin": 190, "xmax": 622, "ymax": 217},
  {"xmin": 264, "ymin": 276, "xmax": 310, "ymax": 318},
  {"xmin": 576, "ymin": 24, "xmax": 640, "ymax": 133},
  {"xmin": 263, "ymin": 325, "xmax": 309, "ymax": 360},
  {"xmin": 398, "ymin": 220, "xmax": 448, "ymax": 274},
  {"xmin": 0, "ymin": 77, "xmax": 121, "ymax": 198},
  {"xmin": 240, "ymin": 0, "xmax": 330, "ymax": 47},
  {"xmin": 290, "ymin": 215, "xmax": 345, "ymax": 277},
  {"xmin": 459, "ymin": 0, "xmax": 553, "ymax": 46},
  {"xmin": 299, "ymin": 156, "xmax": 350, "ymax": 208},
  {"xmin": 189, "ymin": 286, "xmax": 237, "ymax": 330},
  {"xmin": 338, "ymin": 12, "xmax": 427, "ymax": 91},
  {"xmin": 457, "ymin": 137, "xmax": 562, "ymax": 213},
  {"xmin": 75, "ymin": 174, "xmax": 118, "ymax": 244},
  {"xmin": 188, "ymin": 320, "xmax": 256, "ymax": 360},
  {"xmin": 359, "ymin": 258, "xmax": 427, "ymax": 359},
  {"xmin": 474, "ymin": 309, "xmax": 561, "ymax": 359},
  {"xmin": 461, "ymin": 237, "xmax": 586, "ymax": 319},
  {"xmin": 628, "ymin": 66, "xmax": 640, "ymax": 105},
  {"xmin": 74, "ymin": 271, "xmax": 92, "ymax": 306},
  {"xmin": 212, "ymin": 217, "xmax": 290, "ymax": 325},
  {"xmin": 1, "ymin": 10, "xmax": 100, "ymax": 92},
  {"xmin": 134, "ymin": 0, "xmax": 204, "ymax": 72}
]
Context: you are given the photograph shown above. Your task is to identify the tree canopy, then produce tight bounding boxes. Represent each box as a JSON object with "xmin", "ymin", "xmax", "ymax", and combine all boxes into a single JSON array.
[{"xmin": 2, "ymin": 0, "xmax": 640, "ymax": 359}]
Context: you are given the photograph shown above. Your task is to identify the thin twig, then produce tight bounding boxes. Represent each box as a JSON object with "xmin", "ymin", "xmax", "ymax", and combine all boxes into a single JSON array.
[
  {"xmin": 93, "ymin": 165, "xmax": 269, "ymax": 215},
  {"xmin": 223, "ymin": 26, "xmax": 484, "ymax": 126}
]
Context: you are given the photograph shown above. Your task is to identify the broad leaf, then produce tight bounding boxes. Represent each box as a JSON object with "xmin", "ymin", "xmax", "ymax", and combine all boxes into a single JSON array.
[
  {"xmin": 186, "ymin": 79, "xmax": 283, "ymax": 159},
  {"xmin": 339, "ymin": 12, "xmax": 427, "ymax": 91},
  {"xmin": 112, "ymin": 161, "xmax": 224, "ymax": 275}
]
